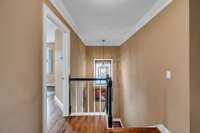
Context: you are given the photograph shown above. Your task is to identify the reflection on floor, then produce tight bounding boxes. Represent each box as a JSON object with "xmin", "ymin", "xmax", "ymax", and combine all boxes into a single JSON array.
[{"xmin": 47, "ymin": 86, "xmax": 66, "ymax": 133}]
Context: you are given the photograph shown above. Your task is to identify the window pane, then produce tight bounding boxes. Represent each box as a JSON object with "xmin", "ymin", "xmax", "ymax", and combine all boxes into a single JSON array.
[
  {"xmin": 46, "ymin": 48, "xmax": 54, "ymax": 74},
  {"xmin": 94, "ymin": 60, "xmax": 112, "ymax": 85}
]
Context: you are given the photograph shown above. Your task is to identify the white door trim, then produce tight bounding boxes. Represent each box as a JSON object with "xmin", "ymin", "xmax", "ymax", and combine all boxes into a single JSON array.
[{"xmin": 43, "ymin": 3, "xmax": 70, "ymax": 133}]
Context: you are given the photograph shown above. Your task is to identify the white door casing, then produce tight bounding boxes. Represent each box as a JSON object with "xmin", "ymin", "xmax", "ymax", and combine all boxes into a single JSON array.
[{"xmin": 43, "ymin": 4, "xmax": 70, "ymax": 133}]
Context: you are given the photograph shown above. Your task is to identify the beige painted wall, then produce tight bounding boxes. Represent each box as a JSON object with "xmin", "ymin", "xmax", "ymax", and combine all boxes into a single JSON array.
[
  {"xmin": 86, "ymin": 46, "xmax": 120, "ymax": 117},
  {"xmin": 190, "ymin": 0, "xmax": 200, "ymax": 133},
  {"xmin": 70, "ymin": 34, "xmax": 86, "ymax": 77},
  {"xmin": 0, "ymin": 0, "xmax": 43, "ymax": 133},
  {"xmin": 0, "ymin": 0, "xmax": 195, "ymax": 133},
  {"xmin": 70, "ymin": 32, "xmax": 86, "ymax": 113},
  {"xmin": 119, "ymin": 0, "xmax": 190, "ymax": 133},
  {"xmin": 0, "ymin": 0, "xmax": 86, "ymax": 133}
]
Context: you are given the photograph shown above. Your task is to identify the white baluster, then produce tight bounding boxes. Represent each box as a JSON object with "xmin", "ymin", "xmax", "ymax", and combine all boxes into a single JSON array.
[
  {"xmin": 100, "ymin": 84, "xmax": 102, "ymax": 112},
  {"xmin": 93, "ymin": 82, "xmax": 96, "ymax": 112},
  {"xmin": 75, "ymin": 82, "xmax": 78, "ymax": 113},
  {"xmin": 82, "ymin": 81, "xmax": 84, "ymax": 112},
  {"xmin": 87, "ymin": 81, "xmax": 90, "ymax": 112}
]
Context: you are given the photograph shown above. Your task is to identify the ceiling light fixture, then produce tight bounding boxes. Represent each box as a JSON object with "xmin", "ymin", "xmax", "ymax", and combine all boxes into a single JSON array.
[{"xmin": 98, "ymin": 40, "xmax": 109, "ymax": 78}]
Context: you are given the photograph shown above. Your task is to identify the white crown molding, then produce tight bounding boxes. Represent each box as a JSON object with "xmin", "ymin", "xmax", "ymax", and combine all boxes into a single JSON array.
[
  {"xmin": 49, "ymin": 0, "xmax": 172, "ymax": 46},
  {"xmin": 49, "ymin": 0, "xmax": 87, "ymax": 43},
  {"xmin": 117, "ymin": 0, "xmax": 173, "ymax": 45}
]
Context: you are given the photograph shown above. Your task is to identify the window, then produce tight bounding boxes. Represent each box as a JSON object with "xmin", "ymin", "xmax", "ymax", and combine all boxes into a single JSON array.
[
  {"xmin": 46, "ymin": 47, "xmax": 54, "ymax": 74},
  {"xmin": 94, "ymin": 59, "xmax": 112, "ymax": 85}
]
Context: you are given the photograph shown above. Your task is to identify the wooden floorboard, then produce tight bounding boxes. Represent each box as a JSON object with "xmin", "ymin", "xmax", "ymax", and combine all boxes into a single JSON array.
[
  {"xmin": 64, "ymin": 116, "xmax": 107, "ymax": 133},
  {"xmin": 47, "ymin": 90, "xmax": 66, "ymax": 133},
  {"xmin": 47, "ymin": 89, "xmax": 160, "ymax": 133}
]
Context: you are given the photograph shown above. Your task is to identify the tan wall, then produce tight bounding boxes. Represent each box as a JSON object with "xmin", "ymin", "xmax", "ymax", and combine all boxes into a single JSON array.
[
  {"xmin": 0, "ymin": 0, "xmax": 193, "ymax": 133},
  {"xmin": 70, "ymin": 32, "xmax": 86, "ymax": 113},
  {"xmin": 0, "ymin": 0, "xmax": 86, "ymax": 133},
  {"xmin": 70, "ymin": 34, "xmax": 86, "ymax": 77},
  {"xmin": 0, "ymin": 0, "xmax": 43, "ymax": 133},
  {"xmin": 190, "ymin": 0, "xmax": 200, "ymax": 133},
  {"xmin": 86, "ymin": 46, "xmax": 120, "ymax": 117},
  {"xmin": 119, "ymin": 0, "xmax": 190, "ymax": 133}
]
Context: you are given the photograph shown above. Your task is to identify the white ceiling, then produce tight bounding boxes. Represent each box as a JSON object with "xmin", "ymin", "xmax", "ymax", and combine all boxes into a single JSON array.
[{"xmin": 50, "ymin": 0, "xmax": 172, "ymax": 46}]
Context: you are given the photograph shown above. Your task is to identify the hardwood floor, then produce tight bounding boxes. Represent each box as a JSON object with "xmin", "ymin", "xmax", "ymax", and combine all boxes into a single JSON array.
[
  {"xmin": 47, "ymin": 88, "xmax": 160, "ymax": 133},
  {"xmin": 47, "ymin": 88, "xmax": 66, "ymax": 133},
  {"xmin": 65, "ymin": 116, "xmax": 107, "ymax": 133},
  {"xmin": 64, "ymin": 116, "xmax": 160, "ymax": 133}
]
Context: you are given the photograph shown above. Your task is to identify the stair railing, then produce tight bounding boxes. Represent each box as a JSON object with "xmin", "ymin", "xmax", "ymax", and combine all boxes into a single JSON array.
[
  {"xmin": 106, "ymin": 76, "xmax": 112, "ymax": 128},
  {"xmin": 69, "ymin": 75, "xmax": 113, "ymax": 128}
]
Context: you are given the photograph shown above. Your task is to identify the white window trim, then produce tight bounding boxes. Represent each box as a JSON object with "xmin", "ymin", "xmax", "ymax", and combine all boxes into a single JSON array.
[{"xmin": 93, "ymin": 59, "xmax": 113, "ymax": 86}]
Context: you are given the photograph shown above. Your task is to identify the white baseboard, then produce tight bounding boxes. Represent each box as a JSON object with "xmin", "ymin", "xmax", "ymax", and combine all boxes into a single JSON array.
[
  {"xmin": 70, "ymin": 112, "xmax": 106, "ymax": 116},
  {"xmin": 54, "ymin": 96, "xmax": 64, "ymax": 112},
  {"xmin": 148, "ymin": 124, "xmax": 171, "ymax": 133}
]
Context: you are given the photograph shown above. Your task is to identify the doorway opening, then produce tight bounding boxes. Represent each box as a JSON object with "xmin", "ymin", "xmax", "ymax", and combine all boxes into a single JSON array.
[{"xmin": 43, "ymin": 4, "xmax": 70, "ymax": 133}]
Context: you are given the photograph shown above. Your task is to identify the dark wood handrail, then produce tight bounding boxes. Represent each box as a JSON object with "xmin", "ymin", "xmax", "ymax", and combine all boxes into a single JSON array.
[{"xmin": 69, "ymin": 77, "xmax": 107, "ymax": 81}]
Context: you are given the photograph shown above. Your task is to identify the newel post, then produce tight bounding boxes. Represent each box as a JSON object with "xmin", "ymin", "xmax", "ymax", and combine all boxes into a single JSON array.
[{"xmin": 107, "ymin": 75, "xmax": 112, "ymax": 128}]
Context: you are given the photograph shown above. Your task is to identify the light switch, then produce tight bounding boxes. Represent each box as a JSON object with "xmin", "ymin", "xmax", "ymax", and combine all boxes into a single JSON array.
[{"xmin": 166, "ymin": 70, "xmax": 171, "ymax": 80}]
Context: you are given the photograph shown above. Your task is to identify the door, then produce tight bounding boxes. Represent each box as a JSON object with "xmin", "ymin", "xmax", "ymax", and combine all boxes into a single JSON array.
[{"xmin": 54, "ymin": 29, "xmax": 64, "ymax": 107}]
